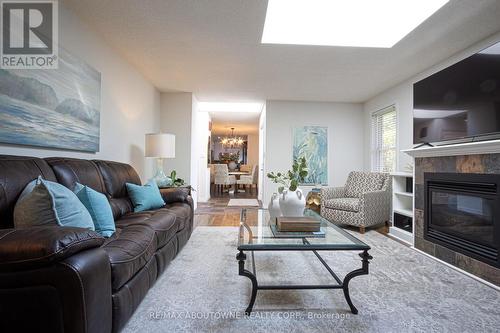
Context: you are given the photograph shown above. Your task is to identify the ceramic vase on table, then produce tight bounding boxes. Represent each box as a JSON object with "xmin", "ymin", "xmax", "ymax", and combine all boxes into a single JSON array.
[
  {"xmin": 268, "ymin": 193, "xmax": 282, "ymax": 222},
  {"xmin": 228, "ymin": 161, "xmax": 237, "ymax": 171},
  {"xmin": 279, "ymin": 189, "xmax": 306, "ymax": 217}
]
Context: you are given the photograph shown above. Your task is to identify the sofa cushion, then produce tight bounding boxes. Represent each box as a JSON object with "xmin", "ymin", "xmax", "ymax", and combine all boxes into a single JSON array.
[
  {"xmin": 126, "ymin": 180, "xmax": 165, "ymax": 212},
  {"xmin": 14, "ymin": 177, "xmax": 95, "ymax": 231},
  {"xmin": 162, "ymin": 203, "xmax": 192, "ymax": 231},
  {"xmin": 324, "ymin": 198, "xmax": 360, "ymax": 212},
  {"xmin": 93, "ymin": 160, "xmax": 142, "ymax": 219},
  {"xmin": 45, "ymin": 157, "xmax": 106, "ymax": 194},
  {"xmin": 116, "ymin": 210, "xmax": 178, "ymax": 249},
  {"xmin": 74, "ymin": 183, "xmax": 116, "ymax": 237},
  {"xmin": 0, "ymin": 155, "xmax": 57, "ymax": 229},
  {"xmin": 344, "ymin": 171, "xmax": 386, "ymax": 198},
  {"xmin": 93, "ymin": 160, "xmax": 141, "ymax": 198},
  {"xmin": 101, "ymin": 224, "xmax": 156, "ymax": 290}
]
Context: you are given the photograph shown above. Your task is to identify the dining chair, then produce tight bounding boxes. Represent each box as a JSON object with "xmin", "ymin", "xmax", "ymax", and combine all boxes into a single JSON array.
[
  {"xmin": 236, "ymin": 164, "xmax": 258, "ymax": 194},
  {"xmin": 214, "ymin": 164, "xmax": 236, "ymax": 194}
]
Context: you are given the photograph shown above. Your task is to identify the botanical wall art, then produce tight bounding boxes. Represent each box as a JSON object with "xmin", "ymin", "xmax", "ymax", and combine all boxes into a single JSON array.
[
  {"xmin": 0, "ymin": 48, "xmax": 101, "ymax": 152},
  {"xmin": 292, "ymin": 126, "xmax": 328, "ymax": 185}
]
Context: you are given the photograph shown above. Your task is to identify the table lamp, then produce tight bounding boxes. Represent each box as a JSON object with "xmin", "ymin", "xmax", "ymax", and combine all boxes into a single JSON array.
[{"xmin": 145, "ymin": 133, "xmax": 175, "ymax": 187}]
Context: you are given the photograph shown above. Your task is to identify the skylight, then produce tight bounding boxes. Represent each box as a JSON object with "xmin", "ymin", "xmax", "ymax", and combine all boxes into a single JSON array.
[{"xmin": 261, "ymin": 0, "xmax": 449, "ymax": 48}]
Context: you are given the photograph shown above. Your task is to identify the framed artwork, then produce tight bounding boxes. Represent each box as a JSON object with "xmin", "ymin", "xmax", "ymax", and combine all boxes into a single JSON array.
[
  {"xmin": 0, "ymin": 47, "xmax": 101, "ymax": 152},
  {"xmin": 293, "ymin": 126, "xmax": 328, "ymax": 185}
]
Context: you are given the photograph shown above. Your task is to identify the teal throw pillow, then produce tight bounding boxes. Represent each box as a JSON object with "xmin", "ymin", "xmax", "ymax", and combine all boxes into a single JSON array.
[
  {"xmin": 74, "ymin": 183, "xmax": 116, "ymax": 237},
  {"xmin": 126, "ymin": 180, "xmax": 165, "ymax": 212},
  {"xmin": 14, "ymin": 176, "xmax": 94, "ymax": 230}
]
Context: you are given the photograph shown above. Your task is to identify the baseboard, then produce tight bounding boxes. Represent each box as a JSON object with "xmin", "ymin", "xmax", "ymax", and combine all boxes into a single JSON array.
[
  {"xmin": 388, "ymin": 226, "xmax": 413, "ymax": 246},
  {"xmin": 412, "ymin": 247, "xmax": 500, "ymax": 291}
]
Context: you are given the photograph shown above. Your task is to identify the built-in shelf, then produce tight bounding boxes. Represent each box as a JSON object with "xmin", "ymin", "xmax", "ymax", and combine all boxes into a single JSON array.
[
  {"xmin": 403, "ymin": 139, "xmax": 500, "ymax": 158},
  {"xmin": 394, "ymin": 191, "xmax": 413, "ymax": 198},
  {"xmin": 390, "ymin": 172, "xmax": 414, "ymax": 245},
  {"xmin": 393, "ymin": 208, "xmax": 413, "ymax": 218}
]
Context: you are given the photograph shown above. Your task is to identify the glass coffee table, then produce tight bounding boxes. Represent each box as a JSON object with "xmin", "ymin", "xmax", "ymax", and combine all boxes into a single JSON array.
[{"xmin": 237, "ymin": 208, "xmax": 372, "ymax": 315}]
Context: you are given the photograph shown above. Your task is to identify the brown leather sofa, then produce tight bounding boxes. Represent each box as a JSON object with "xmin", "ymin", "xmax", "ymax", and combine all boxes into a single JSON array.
[{"xmin": 0, "ymin": 155, "xmax": 194, "ymax": 333}]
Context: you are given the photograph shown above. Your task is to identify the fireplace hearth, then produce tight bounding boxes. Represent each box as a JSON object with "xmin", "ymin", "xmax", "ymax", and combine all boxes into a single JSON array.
[{"xmin": 425, "ymin": 173, "xmax": 500, "ymax": 268}]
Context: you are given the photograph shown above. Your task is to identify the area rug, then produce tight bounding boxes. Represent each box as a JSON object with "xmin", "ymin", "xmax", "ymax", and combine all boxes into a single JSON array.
[
  {"xmin": 227, "ymin": 199, "xmax": 259, "ymax": 207},
  {"xmin": 123, "ymin": 227, "xmax": 500, "ymax": 333}
]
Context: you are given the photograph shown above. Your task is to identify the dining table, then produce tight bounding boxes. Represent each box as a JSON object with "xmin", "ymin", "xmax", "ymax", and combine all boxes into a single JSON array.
[{"xmin": 228, "ymin": 171, "xmax": 250, "ymax": 179}]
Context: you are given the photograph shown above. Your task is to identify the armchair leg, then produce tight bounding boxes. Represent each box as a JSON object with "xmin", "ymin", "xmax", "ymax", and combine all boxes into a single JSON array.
[{"xmin": 359, "ymin": 226, "xmax": 365, "ymax": 234}]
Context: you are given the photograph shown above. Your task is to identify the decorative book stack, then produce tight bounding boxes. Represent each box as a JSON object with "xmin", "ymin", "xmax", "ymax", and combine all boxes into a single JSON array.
[{"xmin": 277, "ymin": 216, "xmax": 321, "ymax": 232}]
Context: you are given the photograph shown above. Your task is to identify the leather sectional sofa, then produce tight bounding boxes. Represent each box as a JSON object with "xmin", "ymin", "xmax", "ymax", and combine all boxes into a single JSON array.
[{"xmin": 0, "ymin": 155, "xmax": 194, "ymax": 333}]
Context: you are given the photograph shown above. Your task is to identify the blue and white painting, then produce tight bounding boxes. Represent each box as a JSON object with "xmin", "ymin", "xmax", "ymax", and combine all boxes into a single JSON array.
[
  {"xmin": 293, "ymin": 126, "xmax": 328, "ymax": 185},
  {"xmin": 0, "ymin": 48, "xmax": 101, "ymax": 152}
]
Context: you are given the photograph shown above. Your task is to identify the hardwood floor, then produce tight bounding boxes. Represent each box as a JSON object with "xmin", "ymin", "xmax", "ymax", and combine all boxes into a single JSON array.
[{"xmin": 194, "ymin": 190, "xmax": 261, "ymax": 227}]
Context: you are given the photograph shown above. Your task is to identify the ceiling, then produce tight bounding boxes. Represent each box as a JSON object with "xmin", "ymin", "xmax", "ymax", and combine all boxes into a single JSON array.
[
  {"xmin": 209, "ymin": 112, "xmax": 260, "ymax": 135},
  {"xmin": 63, "ymin": 0, "xmax": 500, "ymax": 103}
]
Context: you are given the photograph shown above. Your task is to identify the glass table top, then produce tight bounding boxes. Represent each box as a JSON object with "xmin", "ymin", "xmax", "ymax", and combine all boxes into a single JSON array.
[{"xmin": 237, "ymin": 209, "xmax": 370, "ymax": 251}]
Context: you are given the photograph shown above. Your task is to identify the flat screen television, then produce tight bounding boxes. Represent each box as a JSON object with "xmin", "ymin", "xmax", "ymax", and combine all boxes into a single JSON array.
[{"xmin": 413, "ymin": 41, "xmax": 500, "ymax": 146}]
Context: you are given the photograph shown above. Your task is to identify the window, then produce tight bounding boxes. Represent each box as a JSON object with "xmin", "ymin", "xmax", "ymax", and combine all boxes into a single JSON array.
[{"xmin": 371, "ymin": 105, "xmax": 397, "ymax": 172}]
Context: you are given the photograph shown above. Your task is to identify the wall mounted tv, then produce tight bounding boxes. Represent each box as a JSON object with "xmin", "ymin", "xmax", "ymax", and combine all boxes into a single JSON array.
[{"xmin": 413, "ymin": 41, "xmax": 500, "ymax": 146}]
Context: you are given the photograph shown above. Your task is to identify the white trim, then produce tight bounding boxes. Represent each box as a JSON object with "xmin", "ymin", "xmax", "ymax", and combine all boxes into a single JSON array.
[
  {"xmin": 412, "ymin": 247, "xmax": 500, "ymax": 291},
  {"xmin": 403, "ymin": 139, "xmax": 500, "ymax": 158},
  {"xmin": 390, "ymin": 171, "xmax": 412, "ymax": 177},
  {"xmin": 389, "ymin": 227, "xmax": 413, "ymax": 245}
]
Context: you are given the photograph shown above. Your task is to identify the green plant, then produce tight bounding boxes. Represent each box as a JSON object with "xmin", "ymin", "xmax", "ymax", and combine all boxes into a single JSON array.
[
  {"xmin": 169, "ymin": 170, "xmax": 185, "ymax": 187},
  {"xmin": 267, "ymin": 157, "xmax": 308, "ymax": 193}
]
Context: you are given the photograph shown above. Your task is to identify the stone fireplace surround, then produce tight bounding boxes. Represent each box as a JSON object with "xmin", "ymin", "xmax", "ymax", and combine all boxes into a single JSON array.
[{"xmin": 413, "ymin": 153, "xmax": 500, "ymax": 286}]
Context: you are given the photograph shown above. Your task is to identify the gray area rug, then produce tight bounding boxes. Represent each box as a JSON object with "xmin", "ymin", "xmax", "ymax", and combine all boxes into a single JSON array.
[{"xmin": 124, "ymin": 227, "xmax": 500, "ymax": 333}]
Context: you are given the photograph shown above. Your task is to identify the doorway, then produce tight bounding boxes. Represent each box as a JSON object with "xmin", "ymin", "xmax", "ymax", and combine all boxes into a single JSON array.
[{"xmin": 209, "ymin": 112, "xmax": 260, "ymax": 199}]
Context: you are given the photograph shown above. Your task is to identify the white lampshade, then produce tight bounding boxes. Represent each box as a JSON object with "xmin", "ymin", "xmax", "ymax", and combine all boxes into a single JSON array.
[{"xmin": 145, "ymin": 133, "xmax": 175, "ymax": 158}]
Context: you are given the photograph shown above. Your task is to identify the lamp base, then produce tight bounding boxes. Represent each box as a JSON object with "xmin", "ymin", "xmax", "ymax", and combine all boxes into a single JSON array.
[{"xmin": 152, "ymin": 158, "xmax": 172, "ymax": 187}]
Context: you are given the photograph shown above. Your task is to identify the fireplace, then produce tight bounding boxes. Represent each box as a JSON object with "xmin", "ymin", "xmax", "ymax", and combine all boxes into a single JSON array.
[{"xmin": 424, "ymin": 173, "xmax": 500, "ymax": 268}]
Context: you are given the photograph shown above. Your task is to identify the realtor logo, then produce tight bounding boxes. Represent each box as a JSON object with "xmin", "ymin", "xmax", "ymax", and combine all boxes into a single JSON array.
[{"xmin": 1, "ymin": 0, "xmax": 58, "ymax": 69}]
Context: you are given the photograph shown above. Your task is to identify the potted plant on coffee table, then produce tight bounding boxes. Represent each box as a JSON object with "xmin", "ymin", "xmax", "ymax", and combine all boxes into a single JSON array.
[{"xmin": 267, "ymin": 157, "xmax": 308, "ymax": 217}]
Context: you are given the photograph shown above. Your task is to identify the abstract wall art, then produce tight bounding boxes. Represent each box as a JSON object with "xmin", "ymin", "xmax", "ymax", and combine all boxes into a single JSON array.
[
  {"xmin": 0, "ymin": 48, "xmax": 101, "ymax": 152},
  {"xmin": 292, "ymin": 125, "xmax": 328, "ymax": 185}
]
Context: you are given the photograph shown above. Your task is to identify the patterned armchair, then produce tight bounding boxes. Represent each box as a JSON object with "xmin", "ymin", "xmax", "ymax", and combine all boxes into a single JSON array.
[{"xmin": 320, "ymin": 171, "xmax": 391, "ymax": 233}]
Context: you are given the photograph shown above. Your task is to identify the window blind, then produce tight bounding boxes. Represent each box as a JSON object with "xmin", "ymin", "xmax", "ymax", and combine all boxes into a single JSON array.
[{"xmin": 371, "ymin": 105, "xmax": 396, "ymax": 173}]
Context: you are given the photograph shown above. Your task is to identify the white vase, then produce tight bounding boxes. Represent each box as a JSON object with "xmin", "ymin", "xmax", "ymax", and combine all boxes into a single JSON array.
[
  {"xmin": 268, "ymin": 193, "xmax": 282, "ymax": 222},
  {"xmin": 228, "ymin": 161, "xmax": 237, "ymax": 171},
  {"xmin": 279, "ymin": 189, "xmax": 306, "ymax": 217}
]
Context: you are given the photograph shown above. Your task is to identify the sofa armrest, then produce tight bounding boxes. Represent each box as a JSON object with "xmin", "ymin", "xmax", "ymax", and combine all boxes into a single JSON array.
[
  {"xmin": 160, "ymin": 186, "xmax": 191, "ymax": 204},
  {"xmin": 321, "ymin": 187, "xmax": 345, "ymax": 201},
  {"xmin": 0, "ymin": 247, "xmax": 112, "ymax": 333},
  {"xmin": 0, "ymin": 226, "xmax": 104, "ymax": 271},
  {"xmin": 160, "ymin": 187, "xmax": 194, "ymax": 236}
]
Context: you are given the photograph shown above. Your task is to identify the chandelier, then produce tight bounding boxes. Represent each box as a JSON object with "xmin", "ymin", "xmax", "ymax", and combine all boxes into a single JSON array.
[{"xmin": 220, "ymin": 128, "xmax": 244, "ymax": 148}]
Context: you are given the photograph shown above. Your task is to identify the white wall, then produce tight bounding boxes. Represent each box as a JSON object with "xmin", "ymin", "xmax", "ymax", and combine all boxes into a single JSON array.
[
  {"xmin": 195, "ymin": 110, "xmax": 211, "ymax": 203},
  {"xmin": 363, "ymin": 31, "xmax": 500, "ymax": 172},
  {"xmin": 247, "ymin": 133, "xmax": 259, "ymax": 168},
  {"xmin": 0, "ymin": 5, "xmax": 160, "ymax": 181},
  {"xmin": 264, "ymin": 100, "xmax": 365, "ymax": 203},
  {"xmin": 159, "ymin": 92, "xmax": 193, "ymax": 183}
]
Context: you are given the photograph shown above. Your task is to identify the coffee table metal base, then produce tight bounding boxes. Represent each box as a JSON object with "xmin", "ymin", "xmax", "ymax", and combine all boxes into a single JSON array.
[{"xmin": 236, "ymin": 245, "xmax": 372, "ymax": 315}]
